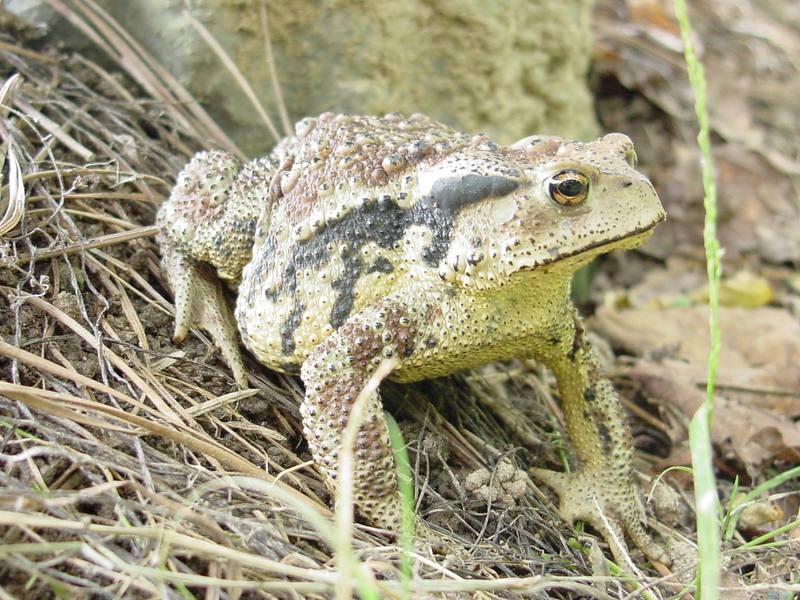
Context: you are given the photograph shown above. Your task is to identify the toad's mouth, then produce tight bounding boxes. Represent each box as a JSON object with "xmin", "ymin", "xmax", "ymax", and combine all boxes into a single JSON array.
[{"xmin": 516, "ymin": 217, "xmax": 664, "ymax": 273}]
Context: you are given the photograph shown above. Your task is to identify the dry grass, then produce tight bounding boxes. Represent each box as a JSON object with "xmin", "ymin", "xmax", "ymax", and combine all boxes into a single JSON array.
[{"xmin": 0, "ymin": 4, "xmax": 694, "ymax": 599}]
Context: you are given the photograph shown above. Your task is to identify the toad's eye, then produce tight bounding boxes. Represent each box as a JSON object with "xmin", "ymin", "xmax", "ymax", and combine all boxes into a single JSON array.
[{"xmin": 548, "ymin": 169, "xmax": 590, "ymax": 206}]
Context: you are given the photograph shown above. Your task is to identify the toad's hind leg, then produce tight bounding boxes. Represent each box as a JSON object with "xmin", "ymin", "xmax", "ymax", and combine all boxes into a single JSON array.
[
  {"xmin": 157, "ymin": 151, "xmax": 272, "ymax": 385},
  {"xmin": 160, "ymin": 241, "xmax": 247, "ymax": 384}
]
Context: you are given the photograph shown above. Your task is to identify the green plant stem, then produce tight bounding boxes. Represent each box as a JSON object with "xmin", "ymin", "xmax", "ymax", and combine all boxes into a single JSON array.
[
  {"xmin": 387, "ymin": 415, "xmax": 415, "ymax": 600},
  {"xmin": 673, "ymin": 1, "xmax": 722, "ymax": 598},
  {"xmin": 723, "ymin": 466, "xmax": 800, "ymax": 538},
  {"xmin": 739, "ymin": 517, "xmax": 800, "ymax": 550}
]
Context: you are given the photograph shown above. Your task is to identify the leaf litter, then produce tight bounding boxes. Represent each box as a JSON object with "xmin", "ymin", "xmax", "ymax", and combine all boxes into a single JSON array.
[{"xmin": 593, "ymin": 0, "xmax": 800, "ymax": 592}]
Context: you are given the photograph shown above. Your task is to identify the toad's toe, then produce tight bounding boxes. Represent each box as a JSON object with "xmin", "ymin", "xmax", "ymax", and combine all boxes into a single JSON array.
[{"xmin": 530, "ymin": 467, "xmax": 669, "ymax": 570}]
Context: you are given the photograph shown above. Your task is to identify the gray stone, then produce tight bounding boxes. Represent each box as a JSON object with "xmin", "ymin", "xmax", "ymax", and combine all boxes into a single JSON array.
[{"xmin": 9, "ymin": 0, "xmax": 598, "ymax": 155}]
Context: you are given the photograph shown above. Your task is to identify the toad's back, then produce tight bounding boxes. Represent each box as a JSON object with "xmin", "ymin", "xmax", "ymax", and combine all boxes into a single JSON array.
[
  {"xmin": 233, "ymin": 112, "xmax": 511, "ymax": 370},
  {"xmin": 159, "ymin": 112, "xmax": 664, "ymax": 376}
]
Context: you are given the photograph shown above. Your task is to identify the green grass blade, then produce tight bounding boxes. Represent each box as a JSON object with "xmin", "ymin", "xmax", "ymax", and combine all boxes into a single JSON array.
[
  {"xmin": 723, "ymin": 466, "xmax": 800, "ymax": 539},
  {"xmin": 673, "ymin": 1, "xmax": 722, "ymax": 598},
  {"xmin": 738, "ymin": 517, "xmax": 800, "ymax": 551},
  {"xmin": 387, "ymin": 415, "xmax": 415, "ymax": 599}
]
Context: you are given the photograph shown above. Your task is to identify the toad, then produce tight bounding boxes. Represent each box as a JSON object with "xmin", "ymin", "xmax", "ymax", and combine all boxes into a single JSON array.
[{"xmin": 157, "ymin": 112, "xmax": 668, "ymax": 565}]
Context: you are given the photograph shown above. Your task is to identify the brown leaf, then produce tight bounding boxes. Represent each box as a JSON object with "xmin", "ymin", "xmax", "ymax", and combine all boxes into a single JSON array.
[
  {"xmin": 593, "ymin": 304, "xmax": 800, "ymax": 470},
  {"xmin": 597, "ymin": 299, "xmax": 800, "ymax": 416},
  {"xmin": 595, "ymin": 0, "xmax": 800, "ymax": 265},
  {"xmin": 738, "ymin": 500, "xmax": 784, "ymax": 531},
  {"xmin": 593, "ymin": 304, "xmax": 800, "ymax": 372},
  {"xmin": 630, "ymin": 360, "xmax": 800, "ymax": 468},
  {"xmin": 664, "ymin": 359, "xmax": 799, "ymax": 418}
]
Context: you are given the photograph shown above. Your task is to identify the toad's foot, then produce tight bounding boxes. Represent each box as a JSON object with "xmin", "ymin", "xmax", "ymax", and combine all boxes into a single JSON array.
[
  {"xmin": 161, "ymin": 241, "xmax": 247, "ymax": 386},
  {"xmin": 530, "ymin": 466, "xmax": 669, "ymax": 570}
]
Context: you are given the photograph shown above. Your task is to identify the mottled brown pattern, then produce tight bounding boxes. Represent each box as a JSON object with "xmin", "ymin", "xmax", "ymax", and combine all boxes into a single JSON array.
[
  {"xmin": 384, "ymin": 306, "xmax": 418, "ymax": 358},
  {"xmin": 273, "ymin": 113, "xmax": 473, "ymax": 224},
  {"xmin": 338, "ymin": 323, "xmax": 383, "ymax": 373},
  {"xmin": 299, "ymin": 305, "xmax": 405, "ymax": 527}
]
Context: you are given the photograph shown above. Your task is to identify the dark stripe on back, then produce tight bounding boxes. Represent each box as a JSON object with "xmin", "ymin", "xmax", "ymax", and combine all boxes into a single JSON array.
[{"xmin": 264, "ymin": 174, "xmax": 520, "ymax": 355}]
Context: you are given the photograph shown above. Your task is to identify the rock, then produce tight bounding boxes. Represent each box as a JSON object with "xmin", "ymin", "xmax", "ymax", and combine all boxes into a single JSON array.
[{"xmin": 8, "ymin": 0, "xmax": 598, "ymax": 154}]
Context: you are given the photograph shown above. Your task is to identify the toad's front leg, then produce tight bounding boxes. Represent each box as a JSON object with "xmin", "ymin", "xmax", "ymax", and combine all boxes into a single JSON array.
[
  {"xmin": 299, "ymin": 298, "xmax": 420, "ymax": 529},
  {"xmin": 531, "ymin": 310, "xmax": 669, "ymax": 568}
]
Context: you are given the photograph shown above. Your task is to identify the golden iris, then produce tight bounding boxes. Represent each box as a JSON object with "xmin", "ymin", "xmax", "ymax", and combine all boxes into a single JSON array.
[{"xmin": 548, "ymin": 169, "xmax": 590, "ymax": 206}]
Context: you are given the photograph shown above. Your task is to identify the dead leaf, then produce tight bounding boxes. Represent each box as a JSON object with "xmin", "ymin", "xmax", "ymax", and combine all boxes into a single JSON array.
[
  {"xmin": 719, "ymin": 570, "xmax": 750, "ymax": 600},
  {"xmin": 691, "ymin": 271, "xmax": 775, "ymax": 308},
  {"xmin": 593, "ymin": 304, "xmax": 800, "ymax": 471},
  {"xmin": 666, "ymin": 359, "xmax": 799, "ymax": 418},
  {"xmin": 593, "ymin": 304, "xmax": 800, "ymax": 372},
  {"xmin": 789, "ymin": 522, "xmax": 800, "ymax": 555},
  {"xmin": 630, "ymin": 360, "xmax": 800, "ymax": 468},
  {"xmin": 619, "ymin": 264, "xmax": 776, "ymax": 310},
  {"xmin": 594, "ymin": 0, "xmax": 800, "ymax": 266},
  {"xmin": 596, "ymin": 302, "xmax": 800, "ymax": 416},
  {"xmin": 617, "ymin": 258, "xmax": 705, "ymax": 308},
  {"xmin": 736, "ymin": 497, "xmax": 784, "ymax": 531}
]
